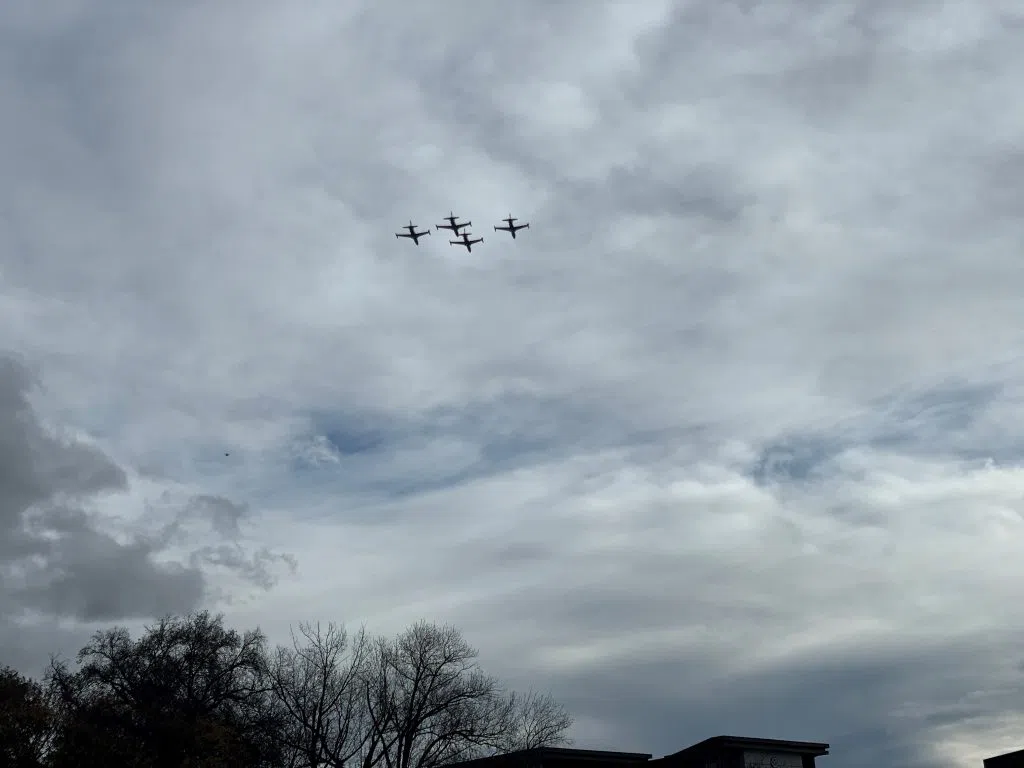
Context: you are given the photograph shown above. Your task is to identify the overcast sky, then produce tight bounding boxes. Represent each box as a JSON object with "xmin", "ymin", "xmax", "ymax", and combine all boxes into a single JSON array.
[{"xmin": 2, "ymin": 1, "xmax": 1024, "ymax": 766}]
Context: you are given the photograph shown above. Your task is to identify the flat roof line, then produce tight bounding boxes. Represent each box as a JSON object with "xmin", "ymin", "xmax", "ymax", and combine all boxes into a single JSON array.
[{"xmin": 663, "ymin": 736, "xmax": 829, "ymax": 757}]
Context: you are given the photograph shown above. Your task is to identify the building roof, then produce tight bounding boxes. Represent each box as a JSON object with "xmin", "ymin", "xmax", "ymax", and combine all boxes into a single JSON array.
[
  {"xmin": 985, "ymin": 748, "xmax": 1024, "ymax": 768},
  {"xmin": 516, "ymin": 749, "xmax": 654, "ymax": 762},
  {"xmin": 661, "ymin": 736, "xmax": 830, "ymax": 759},
  {"xmin": 445, "ymin": 747, "xmax": 653, "ymax": 768},
  {"xmin": 445, "ymin": 737, "xmax": 831, "ymax": 768}
]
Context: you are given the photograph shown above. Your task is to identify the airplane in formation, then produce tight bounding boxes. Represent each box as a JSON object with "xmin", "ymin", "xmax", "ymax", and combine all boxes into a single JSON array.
[
  {"xmin": 395, "ymin": 221, "xmax": 430, "ymax": 245},
  {"xmin": 396, "ymin": 212, "xmax": 529, "ymax": 251},
  {"xmin": 436, "ymin": 212, "xmax": 471, "ymax": 234},
  {"xmin": 449, "ymin": 230, "xmax": 483, "ymax": 253},
  {"xmin": 494, "ymin": 214, "xmax": 529, "ymax": 238}
]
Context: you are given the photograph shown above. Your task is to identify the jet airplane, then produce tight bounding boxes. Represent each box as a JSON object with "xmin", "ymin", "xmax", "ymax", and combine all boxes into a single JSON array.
[
  {"xmin": 449, "ymin": 230, "xmax": 483, "ymax": 253},
  {"xmin": 396, "ymin": 221, "xmax": 430, "ymax": 245},
  {"xmin": 494, "ymin": 214, "xmax": 529, "ymax": 238},
  {"xmin": 436, "ymin": 211, "xmax": 471, "ymax": 234}
]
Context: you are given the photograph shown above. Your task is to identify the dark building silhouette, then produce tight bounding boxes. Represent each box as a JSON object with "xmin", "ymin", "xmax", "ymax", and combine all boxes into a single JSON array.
[
  {"xmin": 447, "ymin": 747, "xmax": 652, "ymax": 768},
  {"xmin": 985, "ymin": 748, "xmax": 1024, "ymax": 768},
  {"xmin": 446, "ymin": 737, "xmax": 829, "ymax": 768},
  {"xmin": 654, "ymin": 736, "xmax": 829, "ymax": 768}
]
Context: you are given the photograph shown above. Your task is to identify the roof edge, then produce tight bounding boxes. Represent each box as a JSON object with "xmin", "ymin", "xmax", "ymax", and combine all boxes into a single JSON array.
[
  {"xmin": 444, "ymin": 747, "xmax": 653, "ymax": 768},
  {"xmin": 537, "ymin": 749, "xmax": 653, "ymax": 761},
  {"xmin": 688, "ymin": 737, "xmax": 830, "ymax": 756}
]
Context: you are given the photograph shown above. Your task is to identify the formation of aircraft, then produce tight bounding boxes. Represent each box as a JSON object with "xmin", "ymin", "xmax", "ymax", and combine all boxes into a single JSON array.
[
  {"xmin": 395, "ymin": 212, "xmax": 529, "ymax": 252},
  {"xmin": 395, "ymin": 221, "xmax": 430, "ymax": 245}
]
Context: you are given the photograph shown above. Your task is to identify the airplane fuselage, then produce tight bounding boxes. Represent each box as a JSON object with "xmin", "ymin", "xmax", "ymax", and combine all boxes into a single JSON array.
[
  {"xmin": 397, "ymin": 224, "xmax": 429, "ymax": 245},
  {"xmin": 450, "ymin": 234, "xmax": 483, "ymax": 252},
  {"xmin": 437, "ymin": 217, "xmax": 470, "ymax": 234},
  {"xmin": 494, "ymin": 220, "xmax": 529, "ymax": 239}
]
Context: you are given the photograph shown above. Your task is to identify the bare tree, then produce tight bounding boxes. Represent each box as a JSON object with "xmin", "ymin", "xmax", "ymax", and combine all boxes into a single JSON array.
[
  {"xmin": 0, "ymin": 665, "xmax": 56, "ymax": 767},
  {"xmin": 498, "ymin": 690, "xmax": 574, "ymax": 752},
  {"xmin": 9, "ymin": 614, "xmax": 572, "ymax": 768},
  {"xmin": 266, "ymin": 622, "xmax": 372, "ymax": 768},
  {"xmin": 359, "ymin": 621, "xmax": 572, "ymax": 768},
  {"xmin": 45, "ymin": 611, "xmax": 286, "ymax": 768}
]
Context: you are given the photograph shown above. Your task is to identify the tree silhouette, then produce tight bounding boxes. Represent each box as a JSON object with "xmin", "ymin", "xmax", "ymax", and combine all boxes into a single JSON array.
[{"xmin": 2, "ymin": 614, "xmax": 573, "ymax": 768}]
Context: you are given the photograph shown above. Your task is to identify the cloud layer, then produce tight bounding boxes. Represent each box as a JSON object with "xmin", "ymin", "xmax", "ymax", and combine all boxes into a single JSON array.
[
  {"xmin": 0, "ymin": 354, "xmax": 294, "ymax": 660},
  {"xmin": 3, "ymin": 2, "xmax": 1024, "ymax": 766}
]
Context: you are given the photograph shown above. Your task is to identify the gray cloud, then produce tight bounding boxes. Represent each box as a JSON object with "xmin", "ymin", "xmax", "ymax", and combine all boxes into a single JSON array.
[
  {"xmin": 540, "ymin": 642, "xmax": 1021, "ymax": 766},
  {"xmin": 192, "ymin": 545, "xmax": 299, "ymax": 592},
  {"xmin": 17, "ymin": 534, "xmax": 205, "ymax": 621},
  {"xmin": 749, "ymin": 379, "xmax": 1010, "ymax": 486},
  {"xmin": 0, "ymin": 354, "xmax": 198, "ymax": 623},
  {"xmin": 0, "ymin": 354, "xmax": 293, "ymax": 635},
  {"xmin": 185, "ymin": 494, "xmax": 247, "ymax": 539}
]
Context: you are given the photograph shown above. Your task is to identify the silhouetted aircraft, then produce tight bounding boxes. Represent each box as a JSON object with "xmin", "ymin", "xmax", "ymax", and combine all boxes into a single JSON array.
[
  {"xmin": 396, "ymin": 221, "xmax": 430, "ymax": 244},
  {"xmin": 436, "ymin": 211, "xmax": 471, "ymax": 234},
  {"xmin": 449, "ymin": 231, "xmax": 483, "ymax": 253},
  {"xmin": 494, "ymin": 214, "xmax": 529, "ymax": 238}
]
